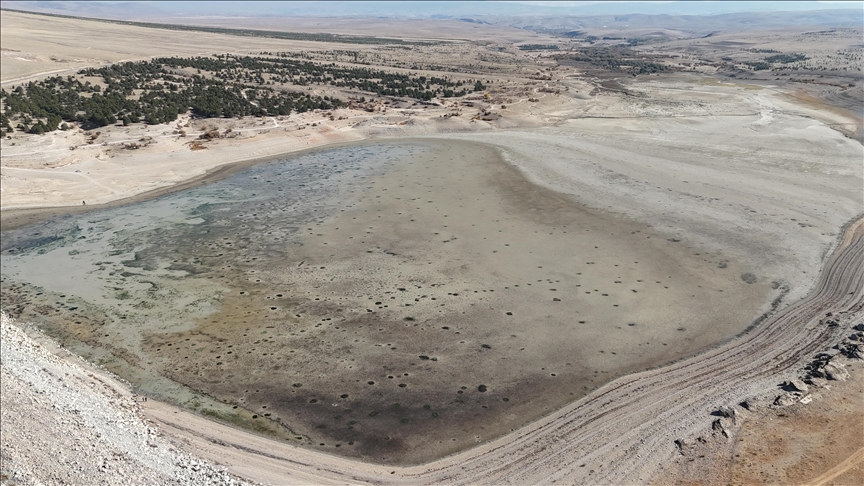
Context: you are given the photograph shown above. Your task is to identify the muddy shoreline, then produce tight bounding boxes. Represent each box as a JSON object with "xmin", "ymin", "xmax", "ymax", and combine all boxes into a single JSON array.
[{"xmin": 0, "ymin": 137, "xmax": 400, "ymax": 232}]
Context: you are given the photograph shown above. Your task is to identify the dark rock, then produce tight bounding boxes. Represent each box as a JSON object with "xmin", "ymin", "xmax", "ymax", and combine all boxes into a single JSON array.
[
  {"xmin": 805, "ymin": 377, "xmax": 829, "ymax": 388},
  {"xmin": 840, "ymin": 342, "xmax": 863, "ymax": 359},
  {"xmin": 740, "ymin": 397, "xmax": 763, "ymax": 411}
]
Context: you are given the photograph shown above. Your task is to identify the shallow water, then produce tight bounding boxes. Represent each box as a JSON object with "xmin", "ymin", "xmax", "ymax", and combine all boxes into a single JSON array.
[{"xmin": 0, "ymin": 143, "xmax": 413, "ymax": 416}]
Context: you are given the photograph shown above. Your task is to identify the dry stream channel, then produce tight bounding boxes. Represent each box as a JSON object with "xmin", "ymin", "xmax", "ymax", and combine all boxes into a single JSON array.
[{"xmin": 0, "ymin": 139, "xmax": 771, "ymax": 464}]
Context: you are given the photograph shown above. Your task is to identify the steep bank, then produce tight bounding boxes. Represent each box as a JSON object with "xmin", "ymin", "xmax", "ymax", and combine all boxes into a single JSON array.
[{"xmin": 0, "ymin": 313, "xmax": 252, "ymax": 486}]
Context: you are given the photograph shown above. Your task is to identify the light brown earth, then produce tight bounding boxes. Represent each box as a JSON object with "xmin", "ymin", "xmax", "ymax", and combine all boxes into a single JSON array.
[
  {"xmin": 1, "ymin": 7, "xmax": 863, "ymax": 485},
  {"xmin": 727, "ymin": 371, "xmax": 864, "ymax": 486},
  {"xmin": 652, "ymin": 337, "xmax": 864, "ymax": 486}
]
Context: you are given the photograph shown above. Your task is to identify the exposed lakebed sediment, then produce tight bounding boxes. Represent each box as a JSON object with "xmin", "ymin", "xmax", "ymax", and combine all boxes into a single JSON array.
[{"xmin": 0, "ymin": 139, "xmax": 771, "ymax": 464}]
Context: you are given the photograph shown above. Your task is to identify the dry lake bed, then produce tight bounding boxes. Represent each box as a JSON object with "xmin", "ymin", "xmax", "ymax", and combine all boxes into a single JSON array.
[{"xmin": 1, "ymin": 139, "xmax": 773, "ymax": 464}]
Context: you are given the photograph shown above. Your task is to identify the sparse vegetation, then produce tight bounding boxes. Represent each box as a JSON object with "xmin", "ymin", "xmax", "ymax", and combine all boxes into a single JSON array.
[
  {"xmin": 745, "ymin": 61, "xmax": 771, "ymax": 71},
  {"xmin": 518, "ymin": 44, "xmax": 559, "ymax": 51},
  {"xmin": 765, "ymin": 53, "xmax": 807, "ymax": 64},
  {"xmin": 1, "ymin": 60, "xmax": 342, "ymax": 132},
  {"xmin": 1, "ymin": 53, "xmax": 485, "ymax": 133},
  {"xmin": 555, "ymin": 47, "xmax": 671, "ymax": 75}
]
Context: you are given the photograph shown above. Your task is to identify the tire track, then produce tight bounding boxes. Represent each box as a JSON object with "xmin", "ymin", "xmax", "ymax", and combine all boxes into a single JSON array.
[{"xmin": 801, "ymin": 446, "xmax": 864, "ymax": 486}]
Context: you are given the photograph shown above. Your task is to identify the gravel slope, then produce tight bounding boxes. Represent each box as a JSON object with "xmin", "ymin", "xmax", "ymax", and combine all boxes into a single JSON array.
[{"xmin": 0, "ymin": 313, "xmax": 253, "ymax": 486}]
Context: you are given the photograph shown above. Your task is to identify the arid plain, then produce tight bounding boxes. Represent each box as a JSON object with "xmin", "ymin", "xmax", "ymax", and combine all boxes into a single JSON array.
[{"xmin": 1, "ymin": 8, "xmax": 862, "ymax": 485}]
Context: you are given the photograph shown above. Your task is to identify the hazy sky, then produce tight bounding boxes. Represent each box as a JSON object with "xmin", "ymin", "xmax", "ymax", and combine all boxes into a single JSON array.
[{"xmin": 3, "ymin": 0, "xmax": 861, "ymax": 18}]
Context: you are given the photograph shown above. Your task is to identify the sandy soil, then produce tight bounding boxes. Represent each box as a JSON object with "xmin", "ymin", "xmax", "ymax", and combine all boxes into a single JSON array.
[
  {"xmin": 1, "ymin": 10, "xmax": 445, "ymax": 84},
  {"xmin": 727, "ymin": 368, "xmax": 863, "ymax": 486},
  {"xmin": 440, "ymin": 76, "xmax": 863, "ymax": 308},
  {"xmin": 153, "ymin": 15, "xmax": 556, "ymax": 44},
  {"xmin": 639, "ymin": 26, "xmax": 864, "ymax": 142},
  {"xmin": 0, "ymin": 111, "xmax": 367, "ymax": 211}
]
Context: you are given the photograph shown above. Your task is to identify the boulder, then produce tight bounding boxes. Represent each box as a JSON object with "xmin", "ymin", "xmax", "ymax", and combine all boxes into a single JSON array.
[
  {"xmin": 786, "ymin": 379, "xmax": 809, "ymax": 393},
  {"xmin": 717, "ymin": 406, "xmax": 737, "ymax": 422},
  {"xmin": 773, "ymin": 392, "xmax": 799, "ymax": 407},
  {"xmin": 822, "ymin": 363, "xmax": 849, "ymax": 381},
  {"xmin": 673, "ymin": 438, "xmax": 692, "ymax": 455},
  {"xmin": 806, "ymin": 377, "xmax": 829, "ymax": 388},
  {"xmin": 840, "ymin": 342, "xmax": 863, "ymax": 359},
  {"xmin": 712, "ymin": 418, "xmax": 732, "ymax": 439},
  {"xmin": 810, "ymin": 352, "xmax": 843, "ymax": 378},
  {"xmin": 740, "ymin": 397, "xmax": 762, "ymax": 411}
]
